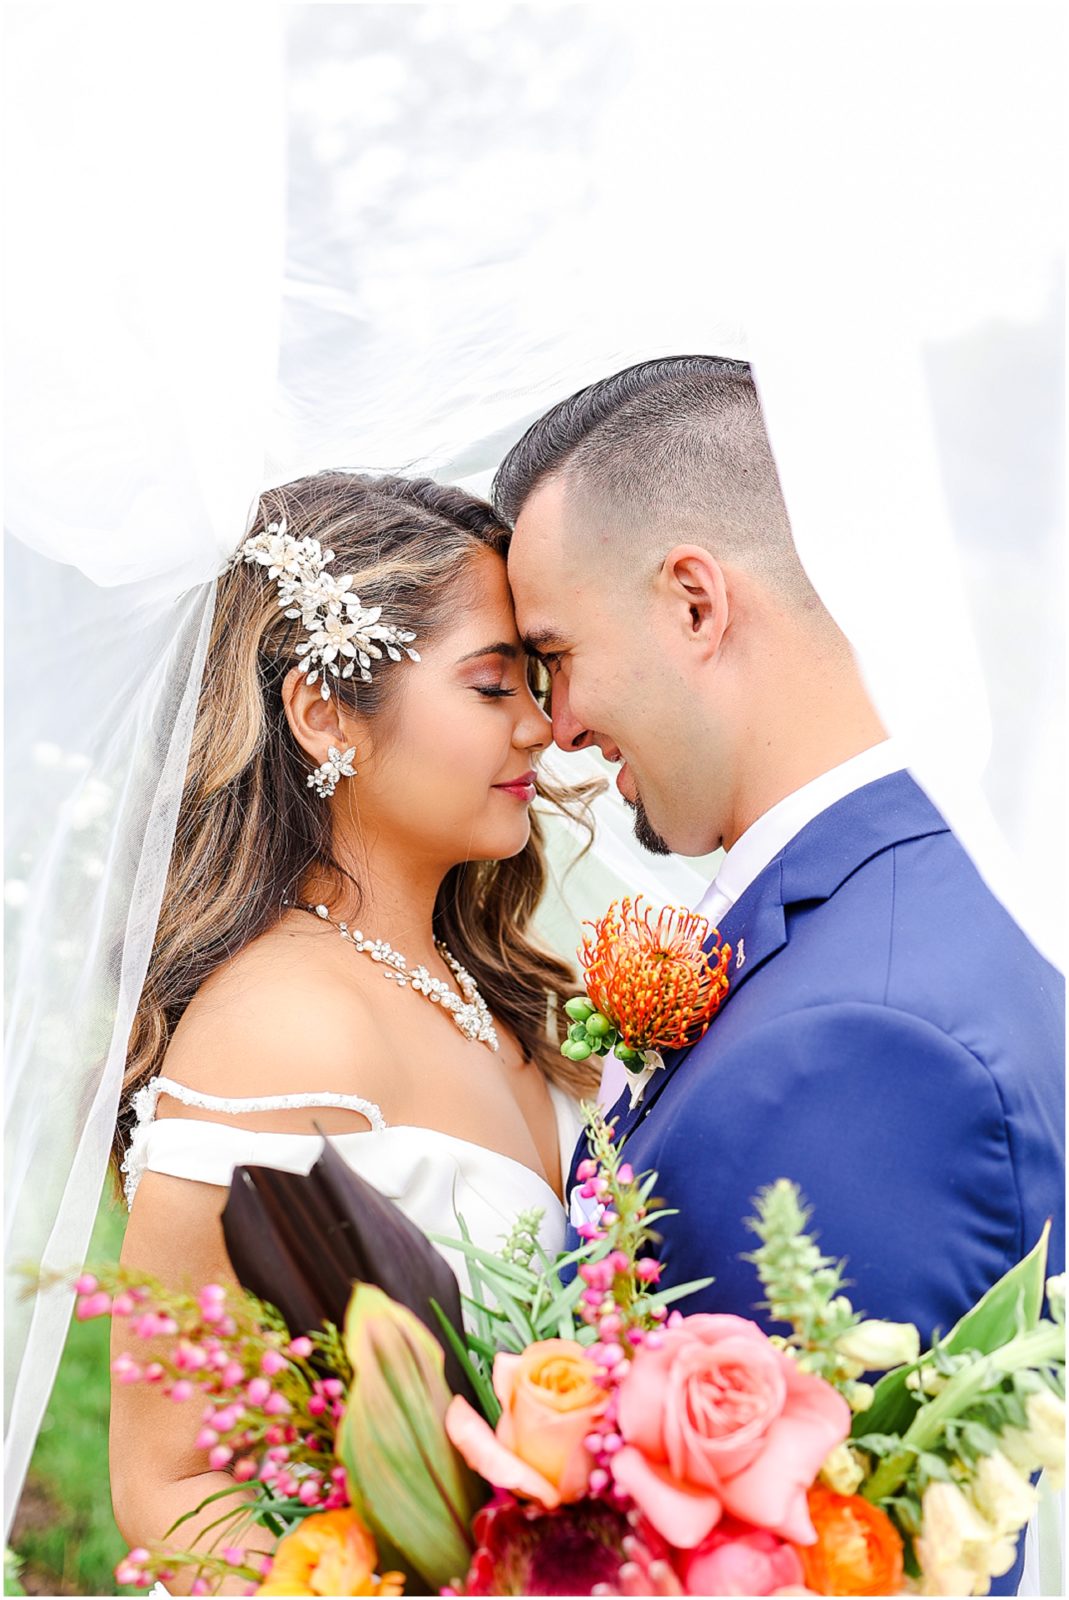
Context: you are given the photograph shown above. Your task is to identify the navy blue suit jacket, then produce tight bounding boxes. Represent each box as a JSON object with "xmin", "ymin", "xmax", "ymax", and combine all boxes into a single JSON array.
[{"xmin": 564, "ymin": 771, "xmax": 1064, "ymax": 1594}]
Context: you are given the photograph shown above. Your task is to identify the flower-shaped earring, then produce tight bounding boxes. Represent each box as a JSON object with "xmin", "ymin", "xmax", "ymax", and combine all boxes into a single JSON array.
[{"xmin": 307, "ymin": 746, "xmax": 357, "ymax": 800}]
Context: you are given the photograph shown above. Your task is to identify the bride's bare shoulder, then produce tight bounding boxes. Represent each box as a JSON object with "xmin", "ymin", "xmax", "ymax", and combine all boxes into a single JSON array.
[{"xmin": 159, "ymin": 912, "xmax": 391, "ymax": 1112}]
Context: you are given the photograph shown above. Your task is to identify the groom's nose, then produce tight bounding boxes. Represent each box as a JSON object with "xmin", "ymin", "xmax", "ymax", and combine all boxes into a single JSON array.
[{"xmin": 550, "ymin": 677, "xmax": 594, "ymax": 752}]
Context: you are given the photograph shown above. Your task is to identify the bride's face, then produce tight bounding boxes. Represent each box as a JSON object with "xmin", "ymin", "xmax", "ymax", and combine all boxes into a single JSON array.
[{"xmin": 339, "ymin": 547, "xmax": 551, "ymax": 865}]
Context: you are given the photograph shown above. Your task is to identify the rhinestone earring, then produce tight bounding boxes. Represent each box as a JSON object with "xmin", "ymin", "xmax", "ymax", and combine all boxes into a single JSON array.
[{"xmin": 307, "ymin": 745, "xmax": 357, "ymax": 800}]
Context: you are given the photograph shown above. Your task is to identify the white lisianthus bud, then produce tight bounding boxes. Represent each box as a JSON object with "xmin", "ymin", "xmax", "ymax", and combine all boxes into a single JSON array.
[
  {"xmin": 1045, "ymin": 1273, "xmax": 1065, "ymax": 1325},
  {"xmin": 965, "ymin": 1534, "xmax": 1018, "ymax": 1580},
  {"xmin": 915, "ymin": 1481, "xmax": 1005, "ymax": 1596},
  {"xmin": 998, "ymin": 1425, "xmax": 1039, "ymax": 1475},
  {"xmin": 835, "ymin": 1318, "xmax": 921, "ymax": 1372},
  {"xmin": 820, "ymin": 1441, "xmax": 867, "ymax": 1496},
  {"xmin": 845, "ymin": 1380, "xmax": 875, "ymax": 1413},
  {"xmin": 1023, "ymin": 1389, "xmax": 1066, "ymax": 1489},
  {"xmin": 906, "ymin": 1365, "xmax": 949, "ymax": 1397},
  {"xmin": 969, "ymin": 1451, "xmax": 1039, "ymax": 1538}
]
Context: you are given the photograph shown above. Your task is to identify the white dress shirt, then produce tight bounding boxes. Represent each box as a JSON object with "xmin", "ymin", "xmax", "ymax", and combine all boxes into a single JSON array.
[{"xmin": 694, "ymin": 740, "xmax": 907, "ymax": 927}]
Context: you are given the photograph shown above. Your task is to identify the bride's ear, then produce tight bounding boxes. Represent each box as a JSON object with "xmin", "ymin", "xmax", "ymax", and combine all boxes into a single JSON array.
[{"xmin": 282, "ymin": 666, "xmax": 368, "ymax": 765}]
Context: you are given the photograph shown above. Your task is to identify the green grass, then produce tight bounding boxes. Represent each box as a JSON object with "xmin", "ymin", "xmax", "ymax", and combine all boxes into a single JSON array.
[{"xmin": 9, "ymin": 1188, "xmax": 138, "ymax": 1597}]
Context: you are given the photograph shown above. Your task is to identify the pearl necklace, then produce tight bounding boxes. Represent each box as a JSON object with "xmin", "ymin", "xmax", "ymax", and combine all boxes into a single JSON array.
[{"xmin": 284, "ymin": 899, "xmax": 499, "ymax": 1052}]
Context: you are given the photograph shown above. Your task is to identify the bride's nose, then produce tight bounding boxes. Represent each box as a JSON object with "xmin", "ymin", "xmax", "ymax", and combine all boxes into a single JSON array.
[{"xmin": 515, "ymin": 689, "xmax": 551, "ymax": 752}]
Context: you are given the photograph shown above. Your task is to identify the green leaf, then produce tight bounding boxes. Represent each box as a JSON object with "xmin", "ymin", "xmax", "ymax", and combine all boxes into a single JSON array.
[
  {"xmin": 647, "ymin": 1276, "xmax": 714, "ymax": 1308},
  {"xmin": 943, "ymin": 1222, "xmax": 1050, "ymax": 1352},
  {"xmin": 956, "ymin": 1419, "xmax": 1001, "ymax": 1460},
  {"xmin": 247, "ymin": 1498, "xmax": 321, "ymax": 1523},
  {"xmin": 916, "ymin": 1451, "xmax": 954, "ymax": 1485},
  {"xmin": 456, "ymin": 1328, "xmax": 503, "ymax": 1361},
  {"xmin": 857, "ymin": 1224, "xmax": 1052, "ymax": 1440},
  {"xmin": 537, "ymin": 1278, "xmax": 586, "ymax": 1330},
  {"xmin": 427, "ymin": 1234, "xmax": 539, "ymax": 1290},
  {"xmin": 163, "ymin": 1482, "xmax": 251, "ymax": 1538},
  {"xmin": 339, "ymin": 1294, "xmax": 480, "ymax": 1591},
  {"xmin": 452, "ymin": 1216, "xmax": 497, "ymax": 1348},
  {"xmin": 641, "ymin": 1207, "xmax": 681, "ymax": 1226},
  {"xmin": 852, "ymin": 1363, "xmax": 923, "ymax": 1441},
  {"xmin": 197, "ymin": 1501, "xmax": 262, "ymax": 1553},
  {"xmin": 430, "ymin": 1297, "xmax": 500, "ymax": 1426},
  {"xmin": 853, "ymin": 1432, "xmax": 912, "ymax": 1458}
]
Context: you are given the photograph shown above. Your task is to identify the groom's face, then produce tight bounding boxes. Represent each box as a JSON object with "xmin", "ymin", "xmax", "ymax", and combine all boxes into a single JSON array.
[{"xmin": 508, "ymin": 479, "xmax": 709, "ymax": 856}]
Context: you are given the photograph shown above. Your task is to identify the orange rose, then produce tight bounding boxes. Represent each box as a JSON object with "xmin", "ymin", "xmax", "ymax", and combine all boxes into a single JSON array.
[
  {"xmin": 446, "ymin": 1339, "xmax": 608, "ymax": 1506},
  {"xmin": 255, "ymin": 1508, "xmax": 405, "ymax": 1597},
  {"xmin": 795, "ymin": 1486, "xmax": 904, "ymax": 1597}
]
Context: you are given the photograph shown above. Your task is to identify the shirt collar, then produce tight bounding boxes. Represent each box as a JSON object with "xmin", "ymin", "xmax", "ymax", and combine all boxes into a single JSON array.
[{"xmin": 706, "ymin": 739, "xmax": 907, "ymax": 916}]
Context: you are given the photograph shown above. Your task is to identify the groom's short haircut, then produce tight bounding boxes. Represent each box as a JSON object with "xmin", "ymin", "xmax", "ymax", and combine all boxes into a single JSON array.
[{"xmin": 492, "ymin": 355, "xmax": 817, "ymax": 603}]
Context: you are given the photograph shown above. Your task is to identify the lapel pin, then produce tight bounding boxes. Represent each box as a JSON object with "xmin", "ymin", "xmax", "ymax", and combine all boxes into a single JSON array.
[{"xmin": 736, "ymin": 938, "xmax": 746, "ymax": 969}]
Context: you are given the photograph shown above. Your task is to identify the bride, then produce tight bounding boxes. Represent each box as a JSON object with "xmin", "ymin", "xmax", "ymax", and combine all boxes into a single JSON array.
[{"xmin": 108, "ymin": 470, "xmax": 599, "ymax": 1586}]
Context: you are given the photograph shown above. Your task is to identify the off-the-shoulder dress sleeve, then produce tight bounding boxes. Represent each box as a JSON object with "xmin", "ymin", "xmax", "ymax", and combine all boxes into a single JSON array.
[{"xmin": 121, "ymin": 1075, "xmax": 387, "ymax": 1208}]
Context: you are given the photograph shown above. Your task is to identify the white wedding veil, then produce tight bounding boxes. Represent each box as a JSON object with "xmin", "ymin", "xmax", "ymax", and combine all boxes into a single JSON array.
[{"xmin": 4, "ymin": 5, "xmax": 1062, "ymax": 1567}]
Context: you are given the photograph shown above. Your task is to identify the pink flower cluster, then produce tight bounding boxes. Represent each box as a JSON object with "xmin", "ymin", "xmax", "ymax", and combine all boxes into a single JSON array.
[
  {"xmin": 113, "ymin": 1546, "xmax": 273, "ymax": 1594},
  {"xmin": 73, "ymin": 1273, "xmax": 350, "ymax": 1591}
]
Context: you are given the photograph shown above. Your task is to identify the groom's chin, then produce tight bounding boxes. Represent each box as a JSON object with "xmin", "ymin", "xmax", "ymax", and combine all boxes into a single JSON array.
[{"xmin": 626, "ymin": 795, "xmax": 672, "ymax": 857}]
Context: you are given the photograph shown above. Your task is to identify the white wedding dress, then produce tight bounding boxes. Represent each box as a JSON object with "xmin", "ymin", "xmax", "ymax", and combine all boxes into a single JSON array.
[{"xmin": 122, "ymin": 1074, "xmax": 584, "ymax": 1296}]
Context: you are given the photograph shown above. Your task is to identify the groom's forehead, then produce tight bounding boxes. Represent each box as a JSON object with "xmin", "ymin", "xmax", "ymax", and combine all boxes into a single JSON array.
[
  {"xmin": 509, "ymin": 478, "xmax": 567, "ymax": 549},
  {"xmin": 509, "ymin": 480, "xmax": 602, "ymax": 647},
  {"xmin": 507, "ymin": 478, "xmax": 570, "ymax": 589},
  {"xmin": 506, "ymin": 484, "xmax": 559, "ymax": 623}
]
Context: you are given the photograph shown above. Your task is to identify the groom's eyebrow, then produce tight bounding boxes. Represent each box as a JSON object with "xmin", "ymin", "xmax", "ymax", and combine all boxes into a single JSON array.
[
  {"xmin": 521, "ymin": 628, "xmax": 564, "ymax": 657},
  {"xmin": 455, "ymin": 642, "xmax": 519, "ymax": 663}
]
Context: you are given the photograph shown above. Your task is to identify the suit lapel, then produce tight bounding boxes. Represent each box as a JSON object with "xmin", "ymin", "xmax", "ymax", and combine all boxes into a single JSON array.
[
  {"xmin": 609, "ymin": 771, "xmax": 949, "ymax": 1145},
  {"xmin": 612, "ymin": 866, "xmax": 786, "ymax": 1141}
]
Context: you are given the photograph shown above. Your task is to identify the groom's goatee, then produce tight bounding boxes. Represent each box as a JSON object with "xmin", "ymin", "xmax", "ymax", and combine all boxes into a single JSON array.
[{"xmin": 626, "ymin": 793, "xmax": 671, "ymax": 856}]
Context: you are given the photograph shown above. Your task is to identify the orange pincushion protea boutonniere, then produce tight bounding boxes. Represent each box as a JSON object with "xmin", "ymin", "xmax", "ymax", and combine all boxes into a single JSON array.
[{"xmin": 561, "ymin": 897, "xmax": 731, "ymax": 1106}]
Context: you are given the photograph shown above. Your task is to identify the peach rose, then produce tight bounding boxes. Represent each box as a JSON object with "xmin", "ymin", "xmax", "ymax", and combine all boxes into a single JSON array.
[
  {"xmin": 446, "ymin": 1339, "xmax": 608, "ymax": 1507},
  {"xmin": 612, "ymin": 1315, "xmax": 850, "ymax": 1550}
]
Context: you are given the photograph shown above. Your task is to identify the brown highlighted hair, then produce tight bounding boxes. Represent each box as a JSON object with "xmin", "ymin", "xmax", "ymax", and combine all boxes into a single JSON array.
[{"xmin": 111, "ymin": 472, "xmax": 600, "ymax": 1197}]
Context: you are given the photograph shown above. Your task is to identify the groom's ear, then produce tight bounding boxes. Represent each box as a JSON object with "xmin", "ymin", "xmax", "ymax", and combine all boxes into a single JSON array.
[{"xmin": 660, "ymin": 545, "xmax": 729, "ymax": 658}]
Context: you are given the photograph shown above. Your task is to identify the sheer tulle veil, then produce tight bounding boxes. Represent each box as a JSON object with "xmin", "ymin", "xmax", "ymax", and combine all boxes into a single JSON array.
[{"xmin": 4, "ymin": 3, "xmax": 1062, "ymax": 1561}]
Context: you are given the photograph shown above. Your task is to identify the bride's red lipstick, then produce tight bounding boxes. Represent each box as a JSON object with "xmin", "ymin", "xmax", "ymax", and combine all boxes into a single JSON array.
[{"xmin": 493, "ymin": 770, "xmax": 537, "ymax": 801}]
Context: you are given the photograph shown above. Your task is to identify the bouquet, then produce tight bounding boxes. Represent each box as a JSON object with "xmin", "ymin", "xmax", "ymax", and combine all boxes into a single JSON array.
[
  {"xmin": 31, "ymin": 899, "xmax": 1064, "ymax": 1595},
  {"xmin": 53, "ymin": 1115, "xmax": 1062, "ymax": 1598}
]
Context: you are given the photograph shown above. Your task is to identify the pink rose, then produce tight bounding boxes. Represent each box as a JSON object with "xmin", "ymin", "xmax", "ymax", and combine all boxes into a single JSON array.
[
  {"xmin": 612, "ymin": 1315, "xmax": 849, "ymax": 1549},
  {"xmin": 677, "ymin": 1516, "xmax": 807, "ymax": 1595}
]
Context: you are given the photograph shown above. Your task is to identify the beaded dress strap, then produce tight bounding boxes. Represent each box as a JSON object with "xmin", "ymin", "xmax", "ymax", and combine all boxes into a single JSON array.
[
  {"xmin": 132, "ymin": 1074, "xmax": 388, "ymax": 1131},
  {"xmin": 121, "ymin": 1075, "xmax": 387, "ymax": 1210}
]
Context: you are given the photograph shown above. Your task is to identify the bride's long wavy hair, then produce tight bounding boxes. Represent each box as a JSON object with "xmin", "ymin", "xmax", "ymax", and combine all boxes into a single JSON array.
[{"xmin": 111, "ymin": 472, "xmax": 602, "ymax": 1197}]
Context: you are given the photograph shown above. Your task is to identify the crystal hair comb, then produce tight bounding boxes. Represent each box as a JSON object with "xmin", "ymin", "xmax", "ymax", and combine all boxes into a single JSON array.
[{"xmin": 237, "ymin": 519, "xmax": 420, "ymax": 700}]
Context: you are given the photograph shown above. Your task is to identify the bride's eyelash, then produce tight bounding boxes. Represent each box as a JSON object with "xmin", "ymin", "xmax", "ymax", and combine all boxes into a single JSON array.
[{"xmin": 476, "ymin": 687, "xmax": 517, "ymax": 698}]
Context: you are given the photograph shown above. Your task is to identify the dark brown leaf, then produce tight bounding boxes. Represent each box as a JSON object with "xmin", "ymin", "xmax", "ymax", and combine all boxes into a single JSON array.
[{"xmin": 221, "ymin": 1133, "xmax": 479, "ymax": 1406}]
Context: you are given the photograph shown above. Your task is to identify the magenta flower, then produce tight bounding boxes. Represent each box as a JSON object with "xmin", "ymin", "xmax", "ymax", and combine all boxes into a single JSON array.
[{"xmin": 456, "ymin": 1493, "xmax": 630, "ymax": 1595}]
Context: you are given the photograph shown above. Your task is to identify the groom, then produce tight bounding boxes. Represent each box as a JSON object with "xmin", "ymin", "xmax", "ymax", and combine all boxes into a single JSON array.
[{"xmin": 496, "ymin": 357, "xmax": 1064, "ymax": 1352}]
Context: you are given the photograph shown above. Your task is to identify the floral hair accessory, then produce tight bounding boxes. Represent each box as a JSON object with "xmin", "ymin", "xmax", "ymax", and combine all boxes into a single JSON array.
[{"xmin": 237, "ymin": 518, "xmax": 421, "ymax": 701}]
